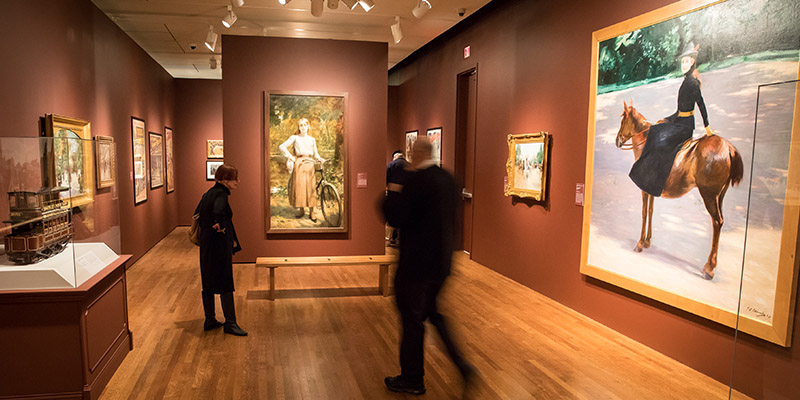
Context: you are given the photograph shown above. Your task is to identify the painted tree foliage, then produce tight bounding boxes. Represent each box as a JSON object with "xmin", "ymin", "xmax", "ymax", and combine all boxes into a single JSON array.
[
  {"xmin": 268, "ymin": 94, "xmax": 345, "ymax": 192},
  {"xmin": 598, "ymin": 0, "xmax": 800, "ymax": 93}
]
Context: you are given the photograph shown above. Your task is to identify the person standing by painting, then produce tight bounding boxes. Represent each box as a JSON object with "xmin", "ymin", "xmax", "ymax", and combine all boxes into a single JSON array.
[
  {"xmin": 385, "ymin": 150, "xmax": 408, "ymax": 247},
  {"xmin": 628, "ymin": 42, "xmax": 714, "ymax": 196},
  {"xmin": 279, "ymin": 118, "xmax": 326, "ymax": 221},
  {"xmin": 383, "ymin": 138, "xmax": 475, "ymax": 396},
  {"xmin": 196, "ymin": 164, "xmax": 247, "ymax": 336}
]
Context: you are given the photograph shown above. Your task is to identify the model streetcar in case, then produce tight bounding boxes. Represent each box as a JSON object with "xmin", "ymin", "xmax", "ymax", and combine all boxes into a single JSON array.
[{"xmin": 3, "ymin": 188, "xmax": 73, "ymax": 264}]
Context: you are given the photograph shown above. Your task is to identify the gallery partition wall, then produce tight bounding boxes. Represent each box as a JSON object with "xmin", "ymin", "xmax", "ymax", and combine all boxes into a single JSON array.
[{"xmin": 388, "ymin": 0, "xmax": 800, "ymax": 398}]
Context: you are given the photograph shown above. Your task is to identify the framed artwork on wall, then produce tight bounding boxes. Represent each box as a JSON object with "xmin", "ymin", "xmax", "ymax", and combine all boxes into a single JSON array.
[
  {"xmin": 580, "ymin": 0, "xmax": 800, "ymax": 346},
  {"xmin": 207, "ymin": 139, "xmax": 224, "ymax": 159},
  {"xmin": 264, "ymin": 91, "xmax": 347, "ymax": 234},
  {"xmin": 131, "ymin": 117, "xmax": 148, "ymax": 204},
  {"xmin": 504, "ymin": 132, "xmax": 549, "ymax": 201},
  {"xmin": 149, "ymin": 132, "xmax": 164, "ymax": 189},
  {"xmin": 426, "ymin": 127, "xmax": 442, "ymax": 166},
  {"xmin": 405, "ymin": 130, "xmax": 418, "ymax": 163},
  {"xmin": 43, "ymin": 114, "xmax": 95, "ymax": 207},
  {"xmin": 94, "ymin": 135, "xmax": 115, "ymax": 189},
  {"xmin": 165, "ymin": 127, "xmax": 175, "ymax": 193},
  {"xmin": 206, "ymin": 160, "xmax": 223, "ymax": 181}
]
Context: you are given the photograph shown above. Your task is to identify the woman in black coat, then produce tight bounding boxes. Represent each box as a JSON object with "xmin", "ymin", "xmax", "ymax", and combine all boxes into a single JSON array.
[
  {"xmin": 629, "ymin": 42, "xmax": 714, "ymax": 196},
  {"xmin": 196, "ymin": 164, "xmax": 246, "ymax": 336}
]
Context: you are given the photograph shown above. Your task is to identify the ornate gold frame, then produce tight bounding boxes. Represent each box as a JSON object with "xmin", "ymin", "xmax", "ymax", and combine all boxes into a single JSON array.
[
  {"xmin": 44, "ymin": 114, "xmax": 94, "ymax": 207},
  {"xmin": 504, "ymin": 132, "xmax": 550, "ymax": 201}
]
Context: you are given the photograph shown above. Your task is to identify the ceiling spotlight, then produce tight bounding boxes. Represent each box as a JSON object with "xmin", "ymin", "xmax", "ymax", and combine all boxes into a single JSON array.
[
  {"xmin": 311, "ymin": 0, "xmax": 324, "ymax": 17},
  {"xmin": 328, "ymin": 0, "xmax": 339, "ymax": 9},
  {"xmin": 340, "ymin": 0, "xmax": 358, "ymax": 10},
  {"xmin": 210, "ymin": 56, "xmax": 218, "ymax": 70},
  {"xmin": 233, "ymin": 0, "xmax": 244, "ymax": 6},
  {"xmin": 222, "ymin": 5, "xmax": 237, "ymax": 28},
  {"xmin": 358, "ymin": 0, "xmax": 374, "ymax": 12},
  {"xmin": 390, "ymin": 16, "xmax": 403, "ymax": 44},
  {"xmin": 205, "ymin": 25, "xmax": 218, "ymax": 51},
  {"xmin": 278, "ymin": 0, "xmax": 292, "ymax": 5},
  {"xmin": 412, "ymin": 0, "xmax": 431, "ymax": 19}
]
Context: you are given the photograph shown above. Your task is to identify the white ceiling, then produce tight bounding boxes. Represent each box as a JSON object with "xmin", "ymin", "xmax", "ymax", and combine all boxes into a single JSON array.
[{"xmin": 91, "ymin": 0, "xmax": 493, "ymax": 79}]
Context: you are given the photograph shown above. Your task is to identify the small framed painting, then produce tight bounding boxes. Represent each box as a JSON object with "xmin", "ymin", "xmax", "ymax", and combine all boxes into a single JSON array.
[
  {"xmin": 94, "ymin": 135, "xmax": 115, "ymax": 188},
  {"xmin": 505, "ymin": 132, "xmax": 550, "ymax": 201},
  {"xmin": 426, "ymin": 127, "xmax": 442, "ymax": 166},
  {"xmin": 405, "ymin": 130, "xmax": 418, "ymax": 163},
  {"xmin": 131, "ymin": 117, "xmax": 148, "ymax": 204},
  {"xmin": 206, "ymin": 160, "xmax": 223, "ymax": 180},
  {"xmin": 165, "ymin": 127, "xmax": 175, "ymax": 193},
  {"xmin": 149, "ymin": 132, "xmax": 164, "ymax": 189},
  {"xmin": 207, "ymin": 139, "xmax": 224, "ymax": 159}
]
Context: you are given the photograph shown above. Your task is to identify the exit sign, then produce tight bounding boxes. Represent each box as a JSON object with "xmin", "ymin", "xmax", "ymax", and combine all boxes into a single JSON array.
[{"xmin": 464, "ymin": 45, "xmax": 470, "ymax": 58}]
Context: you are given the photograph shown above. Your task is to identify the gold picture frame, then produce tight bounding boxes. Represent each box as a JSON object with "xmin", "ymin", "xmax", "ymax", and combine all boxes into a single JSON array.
[
  {"xmin": 580, "ymin": 0, "xmax": 800, "ymax": 346},
  {"xmin": 43, "ymin": 114, "xmax": 94, "ymax": 207},
  {"xmin": 94, "ymin": 135, "xmax": 115, "ymax": 189},
  {"xmin": 504, "ymin": 132, "xmax": 550, "ymax": 201},
  {"xmin": 207, "ymin": 139, "xmax": 224, "ymax": 159},
  {"xmin": 264, "ymin": 91, "xmax": 348, "ymax": 234}
]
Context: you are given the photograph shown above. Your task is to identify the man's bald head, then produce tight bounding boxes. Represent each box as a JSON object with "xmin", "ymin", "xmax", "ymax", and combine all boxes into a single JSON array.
[{"xmin": 411, "ymin": 137, "xmax": 433, "ymax": 168}]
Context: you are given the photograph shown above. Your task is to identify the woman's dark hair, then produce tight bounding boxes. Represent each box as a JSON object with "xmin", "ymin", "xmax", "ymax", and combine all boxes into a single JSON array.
[{"xmin": 215, "ymin": 164, "xmax": 238, "ymax": 181}]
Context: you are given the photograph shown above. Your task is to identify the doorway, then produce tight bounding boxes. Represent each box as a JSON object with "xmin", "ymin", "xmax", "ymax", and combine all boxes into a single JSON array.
[{"xmin": 454, "ymin": 67, "xmax": 477, "ymax": 255}]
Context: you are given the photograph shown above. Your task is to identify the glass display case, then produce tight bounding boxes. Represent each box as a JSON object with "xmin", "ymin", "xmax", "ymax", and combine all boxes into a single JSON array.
[
  {"xmin": 0, "ymin": 135, "xmax": 121, "ymax": 290},
  {"xmin": 731, "ymin": 80, "xmax": 800, "ymax": 397},
  {"xmin": 0, "ymin": 133, "xmax": 131, "ymax": 400}
]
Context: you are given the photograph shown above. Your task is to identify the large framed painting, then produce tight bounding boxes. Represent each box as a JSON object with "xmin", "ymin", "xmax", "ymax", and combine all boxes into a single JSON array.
[
  {"xmin": 264, "ymin": 91, "xmax": 347, "ymax": 234},
  {"xmin": 427, "ymin": 127, "xmax": 442, "ymax": 166},
  {"xmin": 149, "ymin": 132, "xmax": 164, "ymax": 189},
  {"xmin": 165, "ymin": 127, "xmax": 175, "ymax": 193},
  {"xmin": 581, "ymin": 0, "xmax": 800, "ymax": 346},
  {"xmin": 131, "ymin": 117, "xmax": 148, "ymax": 204},
  {"xmin": 43, "ymin": 114, "xmax": 95, "ymax": 207},
  {"xmin": 405, "ymin": 130, "xmax": 418, "ymax": 163},
  {"xmin": 94, "ymin": 135, "xmax": 115, "ymax": 189},
  {"xmin": 207, "ymin": 139, "xmax": 224, "ymax": 159},
  {"xmin": 505, "ymin": 132, "xmax": 550, "ymax": 201}
]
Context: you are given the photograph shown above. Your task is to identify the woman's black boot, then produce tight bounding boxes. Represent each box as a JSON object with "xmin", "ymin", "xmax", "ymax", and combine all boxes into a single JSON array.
[
  {"xmin": 202, "ymin": 291, "xmax": 222, "ymax": 331},
  {"xmin": 221, "ymin": 292, "xmax": 247, "ymax": 336}
]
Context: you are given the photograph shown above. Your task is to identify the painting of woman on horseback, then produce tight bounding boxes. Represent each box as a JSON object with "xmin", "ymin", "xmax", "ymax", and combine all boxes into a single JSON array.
[
  {"xmin": 580, "ymin": 0, "xmax": 800, "ymax": 346},
  {"xmin": 615, "ymin": 42, "xmax": 744, "ymax": 280}
]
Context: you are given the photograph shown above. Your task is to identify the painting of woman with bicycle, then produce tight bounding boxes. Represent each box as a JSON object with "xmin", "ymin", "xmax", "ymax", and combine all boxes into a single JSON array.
[{"xmin": 266, "ymin": 93, "xmax": 345, "ymax": 232}]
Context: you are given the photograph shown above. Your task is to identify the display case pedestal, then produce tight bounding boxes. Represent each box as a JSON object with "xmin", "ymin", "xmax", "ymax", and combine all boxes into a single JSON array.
[{"xmin": 0, "ymin": 255, "xmax": 132, "ymax": 400}]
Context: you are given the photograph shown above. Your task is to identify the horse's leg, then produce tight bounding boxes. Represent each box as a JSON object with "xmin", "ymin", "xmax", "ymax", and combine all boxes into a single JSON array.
[
  {"xmin": 635, "ymin": 191, "xmax": 649, "ymax": 252},
  {"xmin": 644, "ymin": 194, "xmax": 654, "ymax": 248},
  {"xmin": 698, "ymin": 186, "xmax": 724, "ymax": 280}
]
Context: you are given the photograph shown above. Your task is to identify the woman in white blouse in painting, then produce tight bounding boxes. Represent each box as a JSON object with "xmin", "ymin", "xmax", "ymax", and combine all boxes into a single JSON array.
[{"xmin": 279, "ymin": 118, "xmax": 326, "ymax": 221}]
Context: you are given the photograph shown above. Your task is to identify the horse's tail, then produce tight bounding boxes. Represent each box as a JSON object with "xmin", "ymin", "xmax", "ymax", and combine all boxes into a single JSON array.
[{"xmin": 728, "ymin": 144, "xmax": 744, "ymax": 187}]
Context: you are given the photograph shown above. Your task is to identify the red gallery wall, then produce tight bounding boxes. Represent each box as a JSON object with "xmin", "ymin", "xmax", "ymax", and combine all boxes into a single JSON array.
[
  {"xmin": 0, "ymin": 0, "xmax": 178, "ymax": 264},
  {"xmin": 174, "ymin": 79, "xmax": 223, "ymax": 224},
  {"xmin": 388, "ymin": 0, "xmax": 799, "ymax": 398},
  {"xmin": 221, "ymin": 36, "xmax": 388, "ymax": 261}
]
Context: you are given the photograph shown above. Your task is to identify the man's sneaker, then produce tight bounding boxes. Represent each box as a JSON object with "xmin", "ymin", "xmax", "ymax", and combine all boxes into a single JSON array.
[{"xmin": 384, "ymin": 375, "xmax": 425, "ymax": 395}]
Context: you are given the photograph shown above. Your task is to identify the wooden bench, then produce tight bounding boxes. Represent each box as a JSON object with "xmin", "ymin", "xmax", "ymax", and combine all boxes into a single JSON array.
[{"xmin": 255, "ymin": 255, "xmax": 398, "ymax": 300}]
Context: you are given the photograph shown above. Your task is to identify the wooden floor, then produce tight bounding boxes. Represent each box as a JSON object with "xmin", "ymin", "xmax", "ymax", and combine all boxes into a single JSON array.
[{"xmin": 101, "ymin": 228, "xmax": 746, "ymax": 399}]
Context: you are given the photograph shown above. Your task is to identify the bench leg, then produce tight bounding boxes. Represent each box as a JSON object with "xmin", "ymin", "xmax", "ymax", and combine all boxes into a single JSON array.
[
  {"xmin": 379, "ymin": 264, "xmax": 389, "ymax": 296},
  {"xmin": 269, "ymin": 267, "xmax": 276, "ymax": 301}
]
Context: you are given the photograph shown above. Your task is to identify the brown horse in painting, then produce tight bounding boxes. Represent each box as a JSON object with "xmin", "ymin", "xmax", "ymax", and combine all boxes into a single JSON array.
[{"xmin": 615, "ymin": 101, "xmax": 744, "ymax": 280}]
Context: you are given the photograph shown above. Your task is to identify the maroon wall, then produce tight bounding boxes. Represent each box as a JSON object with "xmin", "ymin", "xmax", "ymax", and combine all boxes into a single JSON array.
[
  {"xmin": 388, "ymin": 0, "xmax": 799, "ymax": 398},
  {"xmin": 0, "ymin": 0, "xmax": 177, "ymax": 263},
  {"xmin": 222, "ymin": 36, "xmax": 387, "ymax": 261},
  {"xmin": 174, "ymin": 79, "xmax": 223, "ymax": 225}
]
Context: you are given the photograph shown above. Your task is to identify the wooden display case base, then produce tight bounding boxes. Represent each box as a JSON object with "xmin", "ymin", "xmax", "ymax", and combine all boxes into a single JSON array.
[{"xmin": 0, "ymin": 255, "xmax": 132, "ymax": 400}]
